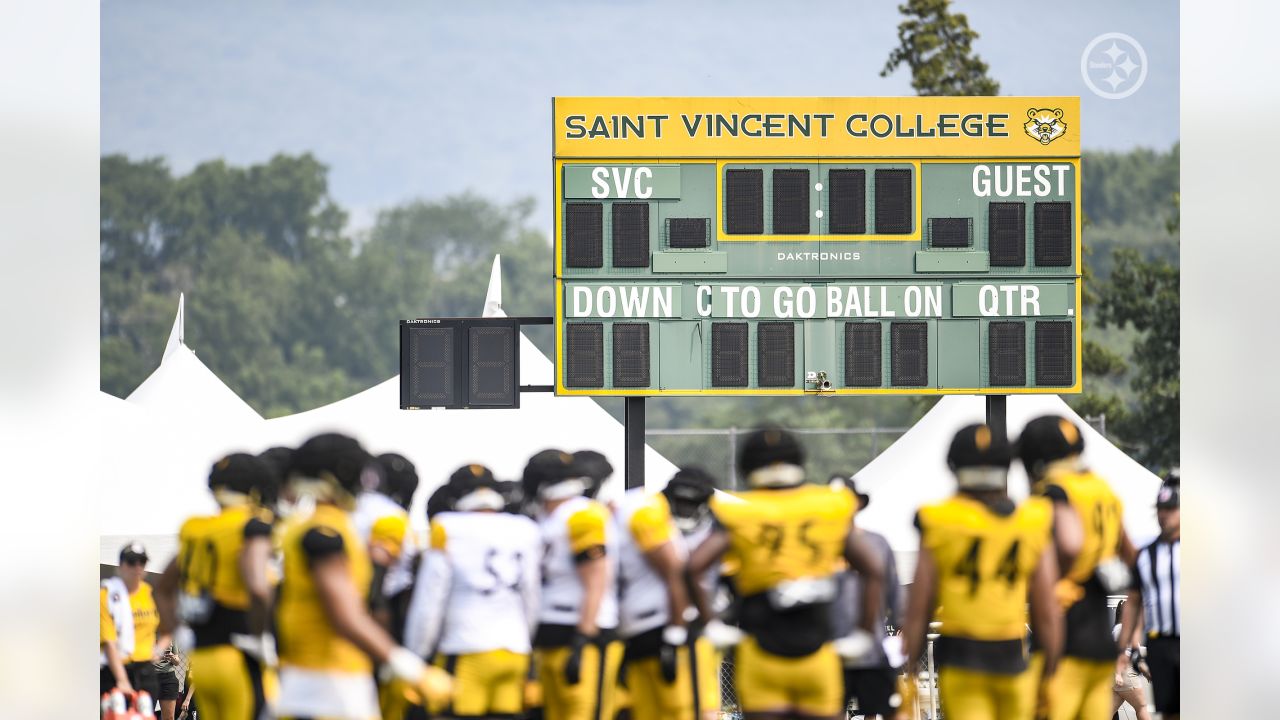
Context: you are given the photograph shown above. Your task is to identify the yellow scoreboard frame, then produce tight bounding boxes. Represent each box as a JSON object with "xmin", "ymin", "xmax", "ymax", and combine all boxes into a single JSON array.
[{"xmin": 552, "ymin": 97, "xmax": 1082, "ymax": 397}]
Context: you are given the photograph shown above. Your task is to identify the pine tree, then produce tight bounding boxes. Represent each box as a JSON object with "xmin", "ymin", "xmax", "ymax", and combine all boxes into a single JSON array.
[{"xmin": 881, "ymin": 0, "xmax": 1000, "ymax": 96}]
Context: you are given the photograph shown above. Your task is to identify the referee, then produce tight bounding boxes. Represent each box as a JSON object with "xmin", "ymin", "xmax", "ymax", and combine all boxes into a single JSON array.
[{"xmin": 1118, "ymin": 474, "xmax": 1180, "ymax": 719}]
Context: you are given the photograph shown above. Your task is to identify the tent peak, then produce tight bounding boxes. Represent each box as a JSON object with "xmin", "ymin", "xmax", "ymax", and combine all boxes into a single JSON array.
[
  {"xmin": 483, "ymin": 255, "xmax": 505, "ymax": 318},
  {"xmin": 163, "ymin": 293, "xmax": 185, "ymax": 360}
]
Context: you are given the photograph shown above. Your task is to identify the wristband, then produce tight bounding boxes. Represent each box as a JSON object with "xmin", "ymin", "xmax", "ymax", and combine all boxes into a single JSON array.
[
  {"xmin": 388, "ymin": 646, "xmax": 426, "ymax": 684},
  {"xmin": 662, "ymin": 625, "xmax": 688, "ymax": 646}
]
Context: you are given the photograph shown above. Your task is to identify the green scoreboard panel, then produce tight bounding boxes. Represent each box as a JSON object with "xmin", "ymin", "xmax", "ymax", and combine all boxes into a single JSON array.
[{"xmin": 553, "ymin": 97, "xmax": 1081, "ymax": 396}]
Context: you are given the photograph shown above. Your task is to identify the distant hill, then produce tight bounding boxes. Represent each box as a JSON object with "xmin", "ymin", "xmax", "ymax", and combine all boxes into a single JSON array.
[{"xmin": 102, "ymin": 0, "xmax": 1180, "ymax": 227}]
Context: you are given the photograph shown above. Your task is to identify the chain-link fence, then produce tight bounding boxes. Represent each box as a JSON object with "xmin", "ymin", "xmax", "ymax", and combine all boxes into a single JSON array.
[
  {"xmin": 646, "ymin": 427, "xmax": 910, "ymax": 489},
  {"xmin": 718, "ymin": 656, "xmax": 739, "ymax": 718}
]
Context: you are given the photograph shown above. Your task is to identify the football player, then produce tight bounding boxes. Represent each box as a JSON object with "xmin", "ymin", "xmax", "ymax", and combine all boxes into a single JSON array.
[
  {"xmin": 686, "ymin": 428, "xmax": 885, "ymax": 720},
  {"xmin": 272, "ymin": 433, "xmax": 451, "ymax": 720},
  {"xmin": 614, "ymin": 472, "xmax": 714, "ymax": 720},
  {"xmin": 365, "ymin": 453, "xmax": 422, "ymax": 720},
  {"xmin": 661, "ymin": 467, "xmax": 722, "ymax": 720},
  {"xmin": 404, "ymin": 465, "xmax": 541, "ymax": 718},
  {"xmin": 828, "ymin": 475, "xmax": 902, "ymax": 720},
  {"xmin": 525, "ymin": 449, "xmax": 624, "ymax": 720},
  {"xmin": 155, "ymin": 453, "xmax": 279, "ymax": 720},
  {"xmin": 1018, "ymin": 416, "xmax": 1137, "ymax": 720},
  {"xmin": 352, "ymin": 451, "xmax": 419, "ymax": 625},
  {"xmin": 899, "ymin": 424, "xmax": 1062, "ymax": 720}
]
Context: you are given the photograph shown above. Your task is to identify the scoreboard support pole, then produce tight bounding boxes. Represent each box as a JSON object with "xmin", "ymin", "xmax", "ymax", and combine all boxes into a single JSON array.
[
  {"xmin": 986, "ymin": 395, "xmax": 1008, "ymax": 442},
  {"xmin": 624, "ymin": 396, "xmax": 645, "ymax": 490}
]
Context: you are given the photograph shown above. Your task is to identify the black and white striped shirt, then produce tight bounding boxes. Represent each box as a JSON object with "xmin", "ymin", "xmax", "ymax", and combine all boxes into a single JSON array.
[{"xmin": 1134, "ymin": 537, "xmax": 1180, "ymax": 638}]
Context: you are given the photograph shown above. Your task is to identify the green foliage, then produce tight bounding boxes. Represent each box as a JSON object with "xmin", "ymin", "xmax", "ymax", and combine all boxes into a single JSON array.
[
  {"xmin": 1080, "ymin": 144, "xmax": 1180, "ymax": 282},
  {"xmin": 1095, "ymin": 248, "xmax": 1180, "ymax": 470},
  {"xmin": 881, "ymin": 0, "xmax": 1000, "ymax": 96},
  {"xmin": 1070, "ymin": 148, "xmax": 1179, "ymax": 470},
  {"xmin": 349, "ymin": 193, "xmax": 555, "ymax": 377},
  {"xmin": 100, "ymin": 154, "xmax": 553, "ymax": 417},
  {"xmin": 1081, "ymin": 145, "xmax": 1180, "ymax": 229},
  {"xmin": 1083, "ymin": 340, "xmax": 1127, "ymax": 378}
]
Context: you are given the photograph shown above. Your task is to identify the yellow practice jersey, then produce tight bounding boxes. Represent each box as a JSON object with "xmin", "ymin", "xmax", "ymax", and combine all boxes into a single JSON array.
[
  {"xmin": 1037, "ymin": 468, "xmax": 1128, "ymax": 661},
  {"xmin": 1034, "ymin": 468, "xmax": 1123, "ymax": 584},
  {"xmin": 129, "ymin": 581, "xmax": 160, "ymax": 662},
  {"xmin": 276, "ymin": 504, "xmax": 373, "ymax": 674},
  {"xmin": 178, "ymin": 506, "xmax": 274, "ymax": 647},
  {"xmin": 709, "ymin": 483, "xmax": 856, "ymax": 597},
  {"xmin": 176, "ymin": 514, "xmax": 212, "ymax": 598},
  {"xmin": 917, "ymin": 495, "xmax": 1052, "ymax": 642}
]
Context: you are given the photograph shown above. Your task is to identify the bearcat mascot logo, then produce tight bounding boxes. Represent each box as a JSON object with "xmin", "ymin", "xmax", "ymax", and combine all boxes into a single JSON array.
[{"xmin": 1024, "ymin": 108, "xmax": 1067, "ymax": 145}]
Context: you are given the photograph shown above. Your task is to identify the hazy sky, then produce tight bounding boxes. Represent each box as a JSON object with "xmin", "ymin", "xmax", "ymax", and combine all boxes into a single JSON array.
[{"xmin": 103, "ymin": 0, "xmax": 1178, "ymax": 228}]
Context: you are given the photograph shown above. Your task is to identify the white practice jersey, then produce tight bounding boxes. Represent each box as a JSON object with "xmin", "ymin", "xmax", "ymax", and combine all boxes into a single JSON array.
[
  {"xmin": 404, "ymin": 511, "xmax": 541, "ymax": 656},
  {"xmin": 615, "ymin": 488, "xmax": 684, "ymax": 638},
  {"xmin": 538, "ymin": 495, "xmax": 619, "ymax": 629}
]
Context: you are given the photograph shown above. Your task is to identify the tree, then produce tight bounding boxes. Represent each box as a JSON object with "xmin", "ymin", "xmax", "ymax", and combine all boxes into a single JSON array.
[
  {"xmin": 101, "ymin": 153, "xmax": 360, "ymax": 414},
  {"xmin": 1096, "ymin": 248, "xmax": 1179, "ymax": 470},
  {"xmin": 881, "ymin": 0, "xmax": 1000, "ymax": 96},
  {"xmin": 334, "ymin": 193, "xmax": 553, "ymax": 383},
  {"xmin": 1066, "ymin": 209, "xmax": 1130, "ymax": 429},
  {"xmin": 101, "ymin": 154, "xmax": 554, "ymax": 416}
]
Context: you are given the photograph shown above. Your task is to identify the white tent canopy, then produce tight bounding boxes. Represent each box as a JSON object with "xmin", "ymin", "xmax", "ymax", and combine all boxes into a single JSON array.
[
  {"xmin": 854, "ymin": 394, "xmax": 1163, "ymax": 579},
  {"xmin": 99, "ymin": 390, "xmax": 217, "ymax": 569},
  {"xmin": 126, "ymin": 293, "xmax": 264, "ymax": 429},
  {"xmin": 102, "ymin": 297, "xmax": 266, "ymax": 568}
]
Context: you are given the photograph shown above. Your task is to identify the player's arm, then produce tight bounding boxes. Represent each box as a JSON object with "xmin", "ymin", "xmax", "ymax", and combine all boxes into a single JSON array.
[
  {"xmin": 306, "ymin": 528, "xmax": 399, "ymax": 662},
  {"xmin": 844, "ymin": 525, "xmax": 885, "ymax": 635},
  {"xmin": 633, "ymin": 502, "xmax": 689, "ymax": 629},
  {"xmin": 239, "ymin": 518, "xmax": 275, "ymax": 636},
  {"xmin": 575, "ymin": 557, "xmax": 607, "ymax": 636},
  {"xmin": 1043, "ymin": 485, "xmax": 1083, "ymax": 575},
  {"xmin": 1116, "ymin": 525, "xmax": 1138, "ymax": 566},
  {"xmin": 568, "ymin": 507, "xmax": 610, "ymax": 636},
  {"xmin": 520, "ymin": 534, "xmax": 541, "ymax": 637},
  {"xmin": 685, "ymin": 527, "xmax": 730, "ymax": 622},
  {"xmin": 308, "ymin": 530, "xmax": 451, "ymax": 706},
  {"xmin": 155, "ymin": 557, "xmax": 180, "ymax": 637},
  {"xmin": 901, "ymin": 543, "xmax": 937, "ymax": 672},
  {"xmin": 103, "ymin": 639, "xmax": 132, "ymax": 693},
  {"xmin": 1028, "ymin": 542, "xmax": 1063, "ymax": 677},
  {"xmin": 647, "ymin": 541, "xmax": 689, "ymax": 625}
]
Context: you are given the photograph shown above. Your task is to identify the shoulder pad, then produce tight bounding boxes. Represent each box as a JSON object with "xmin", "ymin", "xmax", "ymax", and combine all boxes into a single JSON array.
[
  {"xmin": 1041, "ymin": 483, "xmax": 1070, "ymax": 503},
  {"xmin": 301, "ymin": 526, "xmax": 346, "ymax": 561},
  {"xmin": 429, "ymin": 519, "xmax": 448, "ymax": 551},
  {"xmin": 243, "ymin": 517, "xmax": 273, "ymax": 539}
]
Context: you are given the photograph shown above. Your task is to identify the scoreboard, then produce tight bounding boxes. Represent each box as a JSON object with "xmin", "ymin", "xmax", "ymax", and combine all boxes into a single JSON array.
[{"xmin": 552, "ymin": 97, "xmax": 1081, "ymax": 397}]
